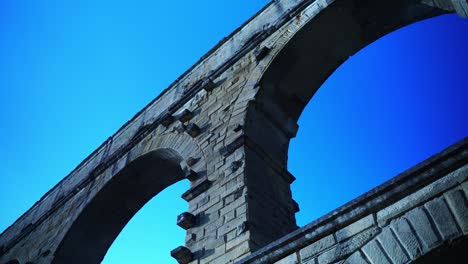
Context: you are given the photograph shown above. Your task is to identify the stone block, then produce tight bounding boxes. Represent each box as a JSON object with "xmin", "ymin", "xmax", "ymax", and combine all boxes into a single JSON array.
[
  {"xmin": 376, "ymin": 165, "xmax": 467, "ymax": 226},
  {"xmin": 444, "ymin": 188, "xmax": 468, "ymax": 233},
  {"xmin": 171, "ymin": 246, "xmax": 193, "ymax": 264},
  {"xmin": 299, "ymin": 234, "xmax": 335, "ymax": 261},
  {"xmin": 318, "ymin": 227, "xmax": 379, "ymax": 264},
  {"xmin": 342, "ymin": 251, "xmax": 368, "ymax": 264},
  {"xmin": 178, "ymin": 109, "xmax": 194, "ymax": 123},
  {"xmin": 391, "ymin": 218, "xmax": 423, "ymax": 260},
  {"xmin": 424, "ymin": 197, "xmax": 460, "ymax": 240},
  {"xmin": 182, "ymin": 178, "xmax": 212, "ymax": 202},
  {"xmin": 177, "ymin": 212, "xmax": 197, "ymax": 230},
  {"xmin": 185, "ymin": 123, "xmax": 201, "ymax": 138},
  {"xmin": 275, "ymin": 252, "xmax": 299, "ymax": 264},
  {"xmin": 336, "ymin": 214, "xmax": 375, "ymax": 242},
  {"xmin": 362, "ymin": 240, "xmax": 391, "ymax": 264},
  {"xmin": 377, "ymin": 228, "xmax": 409, "ymax": 264},
  {"xmin": 404, "ymin": 207, "xmax": 440, "ymax": 251}
]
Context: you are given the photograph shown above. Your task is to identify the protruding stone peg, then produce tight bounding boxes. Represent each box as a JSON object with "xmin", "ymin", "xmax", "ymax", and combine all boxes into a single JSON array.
[
  {"xmin": 233, "ymin": 124, "xmax": 243, "ymax": 132},
  {"xmin": 161, "ymin": 113, "xmax": 174, "ymax": 127},
  {"xmin": 178, "ymin": 109, "xmax": 193, "ymax": 123},
  {"xmin": 170, "ymin": 246, "xmax": 193, "ymax": 264},
  {"xmin": 201, "ymin": 77, "xmax": 215, "ymax": 92},
  {"xmin": 186, "ymin": 157, "xmax": 199, "ymax": 166},
  {"xmin": 185, "ymin": 169, "xmax": 198, "ymax": 181},
  {"xmin": 255, "ymin": 46, "xmax": 270, "ymax": 61},
  {"xmin": 185, "ymin": 123, "xmax": 201, "ymax": 138},
  {"xmin": 177, "ymin": 212, "xmax": 196, "ymax": 230}
]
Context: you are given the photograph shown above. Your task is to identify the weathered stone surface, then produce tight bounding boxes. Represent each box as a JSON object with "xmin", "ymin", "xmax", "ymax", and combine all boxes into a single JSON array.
[
  {"xmin": 177, "ymin": 212, "xmax": 197, "ymax": 230},
  {"xmin": 336, "ymin": 215, "xmax": 375, "ymax": 242},
  {"xmin": 376, "ymin": 228, "xmax": 409, "ymax": 264},
  {"xmin": 0, "ymin": 0, "xmax": 466, "ymax": 263},
  {"xmin": 391, "ymin": 218, "xmax": 424, "ymax": 260},
  {"xmin": 299, "ymin": 234, "xmax": 335, "ymax": 261},
  {"xmin": 341, "ymin": 251, "xmax": 368, "ymax": 264},
  {"xmin": 444, "ymin": 188, "xmax": 468, "ymax": 234},
  {"xmin": 376, "ymin": 164, "xmax": 468, "ymax": 227},
  {"xmin": 362, "ymin": 240, "xmax": 391, "ymax": 264},
  {"xmin": 318, "ymin": 228, "xmax": 380, "ymax": 264},
  {"xmin": 424, "ymin": 197, "xmax": 460, "ymax": 240},
  {"xmin": 171, "ymin": 246, "xmax": 194, "ymax": 264},
  {"xmin": 404, "ymin": 207, "xmax": 440, "ymax": 251}
]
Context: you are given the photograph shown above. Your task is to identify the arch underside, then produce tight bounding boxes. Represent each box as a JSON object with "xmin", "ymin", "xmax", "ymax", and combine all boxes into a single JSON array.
[
  {"xmin": 52, "ymin": 149, "xmax": 185, "ymax": 264},
  {"xmin": 413, "ymin": 235, "xmax": 468, "ymax": 263},
  {"xmin": 259, "ymin": 0, "xmax": 448, "ymax": 121}
]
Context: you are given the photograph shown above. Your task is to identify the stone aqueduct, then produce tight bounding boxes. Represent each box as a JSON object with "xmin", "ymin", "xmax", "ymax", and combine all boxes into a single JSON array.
[{"xmin": 1, "ymin": 0, "xmax": 467, "ymax": 263}]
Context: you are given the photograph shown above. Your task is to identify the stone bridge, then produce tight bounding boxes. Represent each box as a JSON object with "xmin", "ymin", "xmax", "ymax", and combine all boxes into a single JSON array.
[{"xmin": 1, "ymin": 0, "xmax": 467, "ymax": 263}]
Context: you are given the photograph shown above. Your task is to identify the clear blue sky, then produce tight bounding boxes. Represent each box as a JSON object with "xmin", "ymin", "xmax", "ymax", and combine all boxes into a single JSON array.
[{"xmin": 0, "ymin": 1, "xmax": 467, "ymax": 263}]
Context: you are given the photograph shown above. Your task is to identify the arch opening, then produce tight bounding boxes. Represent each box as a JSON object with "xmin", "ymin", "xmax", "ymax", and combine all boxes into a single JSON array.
[
  {"xmin": 413, "ymin": 235, "xmax": 468, "ymax": 263},
  {"xmin": 256, "ymin": 0, "xmax": 467, "ymax": 225},
  {"xmin": 52, "ymin": 148, "xmax": 187, "ymax": 264},
  {"xmin": 259, "ymin": 0, "xmax": 448, "ymax": 120}
]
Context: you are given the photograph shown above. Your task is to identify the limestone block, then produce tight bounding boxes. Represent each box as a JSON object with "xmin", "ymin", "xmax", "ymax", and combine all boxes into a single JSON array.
[
  {"xmin": 391, "ymin": 218, "xmax": 424, "ymax": 260},
  {"xmin": 444, "ymin": 188, "xmax": 468, "ymax": 233},
  {"xmin": 424, "ymin": 197, "xmax": 460, "ymax": 240},
  {"xmin": 299, "ymin": 234, "xmax": 335, "ymax": 261},
  {"xmin": 362, "ymin": 240, "xmax": 391, "ymax": 264},
  {"xmin": 404, "ymin": 207, "xmax": 440, "ymax": 251},
  {"xmin": 336, "ymin": 215, "xmax": 375, "ymax": 242},
  {"xmin": 376, "ymin": 228, "xmax": 409, "ymax": 264}
]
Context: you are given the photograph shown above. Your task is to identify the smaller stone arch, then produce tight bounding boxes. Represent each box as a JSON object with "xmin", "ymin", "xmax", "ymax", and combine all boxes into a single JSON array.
[{"xmin": 51, "ymin": 148, "xmax": 187, "ymax": 264}]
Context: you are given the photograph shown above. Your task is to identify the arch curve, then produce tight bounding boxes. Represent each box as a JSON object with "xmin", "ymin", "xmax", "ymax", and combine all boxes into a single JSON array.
[
  {"xmin": 254, "ymin": 0, "xmax": 449, "ymax": 121},
  {"xmin": 52, "ymin": 148, "xmax": 186, "ymax": 264}
]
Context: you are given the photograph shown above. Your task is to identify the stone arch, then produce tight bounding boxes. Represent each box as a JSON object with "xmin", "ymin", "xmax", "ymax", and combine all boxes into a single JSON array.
[
  {"xmin": 253, "ymin": 0, "xmax": 452, "ymax": 121},
  {"xmin": 224, "ymin": 0, "xmax": 463, "ymax": 255},
  {"xmin": 236, "ymin": 0, "xmax": 458, "ymax": 144},
  {"xmin": 233, "ymin": 1, "xmax": 461, "ymax": 162},
  {"xmin": 51, "ymin": 147, "xmax": 186, "ymax": 264},
  {"xmin": 238, "ymin": 0, "xmax": 461, "ymax": 203}
]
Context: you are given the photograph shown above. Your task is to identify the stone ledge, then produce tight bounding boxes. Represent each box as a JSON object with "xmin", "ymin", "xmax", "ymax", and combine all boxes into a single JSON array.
[
  {"xmin": 182, "ymin": 178, "xmax": 213, "ymax": 202},
  {"xmin": 237, "ymin": 137, "xmax": 467, "ymax": 264}
]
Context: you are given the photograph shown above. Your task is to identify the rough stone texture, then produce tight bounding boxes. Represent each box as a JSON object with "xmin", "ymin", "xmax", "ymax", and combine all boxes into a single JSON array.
[
  {"xmin": 376, "ymin": 228, "xmax": 409, "ymax": 264},
  {"xmin": 341, "ymin": 251, "xmax": 368, "ymax": 264},
  {"xmin": 0, "ymin": 0, "xmax": 466, "ymax": 263},
  {"xmin": 238, "ymin": 140, "xmax": 467, "ymax": 264},
  {"xmin": 444, "ymin": 189, "xmax": 468, "ymax": 233},
  {"xmin": 362, "ymin": 240, "xmax": 391, "ymax": 264},
  {"xmin": 274, "ymin": 253, "xmax": 299, "ymax": 264},
  {"xmin": 391, "ymin": 218, "xmax": 424, "ymax": 260},
  {"xmin": 336, "ymin": 215, "xmax": 374, "ymax": 242},
  {"xmin": 299, "ymin": 234, "xmax": 335, "ymax": 261}
]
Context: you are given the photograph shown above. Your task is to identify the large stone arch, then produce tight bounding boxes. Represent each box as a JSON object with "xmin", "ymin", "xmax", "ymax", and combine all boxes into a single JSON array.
[
  {"xmin": 52, "ymin": 148, "xmax": 186, "ymax": 264},
  {"xmin": 1, "ymin": 1, "xmax": 466, "ymax": 264},
  {"xmin": 241, "ymin": 0, "xmax": 460, "ymax": 158},
  {"xmin": 231, "ymin": 0, "xmax": 467, "ymax": 262},
  {"xmin": 49, "ymin": 131, "xmax": 207, "ymax": 264}
]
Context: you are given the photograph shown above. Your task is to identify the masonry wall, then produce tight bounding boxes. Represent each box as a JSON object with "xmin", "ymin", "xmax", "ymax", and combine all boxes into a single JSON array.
[
  {"xmin": 239, "ymin": 139, "xmax": 468, "ymax": 264},
  {"xmin": 0, "ymin": 0, "xmax": 466, "ymax": 264}
]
